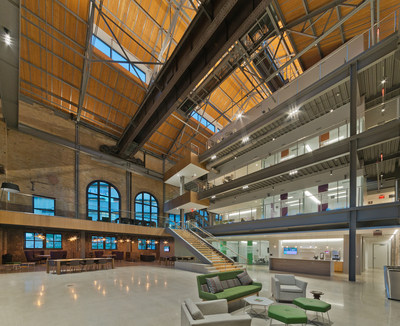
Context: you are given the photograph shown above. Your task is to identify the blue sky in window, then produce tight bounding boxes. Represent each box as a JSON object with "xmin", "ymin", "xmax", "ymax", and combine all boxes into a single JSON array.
[{"xmin": 92, "ymin": 35, "xmax": 146, "ymax": 83}]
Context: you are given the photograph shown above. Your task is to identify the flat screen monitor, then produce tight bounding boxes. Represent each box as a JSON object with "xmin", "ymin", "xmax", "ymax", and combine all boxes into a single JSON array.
[
  {"xmin": 283, "ymin": 247, "xmax": 297, "ymax": 255},
  {"xmin": 164, "ymin": 246, "xmax": 170, "ymax": 252}
]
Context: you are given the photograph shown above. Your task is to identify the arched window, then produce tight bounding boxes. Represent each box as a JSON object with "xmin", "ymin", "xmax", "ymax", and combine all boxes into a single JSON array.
[
  {"xmin": 87, "ymin": 181, "xmax": 120, "ymax": 223},
  {"xmin": 135, "ymin": 192, "xmax": 158, "ymax": 227}
]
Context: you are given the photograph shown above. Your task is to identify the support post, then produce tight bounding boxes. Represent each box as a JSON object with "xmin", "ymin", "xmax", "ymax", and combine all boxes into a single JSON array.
[
  {"xmin": 80, "ymin": 231, "xmax": 86, "ymax": 258},
  {"xmin": 75, "ymin": 124, "xmax": 80, "ymax": 219},
  {"xmin": 349, "ymin": 63, "xmax": 358, "ymax": 282},
  {"xmin": 162, "ymin": 158, "xmax": 166, "ymax": 227},
  {"xmin": 370, "ymin": 0, "xmax": 375, "ymax": 46},
  {"xmin": 179, "ymin": 175, "xmax": 185, "ymax": 228},
  {"xmin": 126, "ymin": 171, "xmax": 132, "ymax": 221}
]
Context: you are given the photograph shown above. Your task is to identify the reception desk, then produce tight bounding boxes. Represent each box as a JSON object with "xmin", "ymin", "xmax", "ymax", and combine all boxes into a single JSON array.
[{"xmin": 270, "ymin": 258, "xmax": 334, "ymax": 276}]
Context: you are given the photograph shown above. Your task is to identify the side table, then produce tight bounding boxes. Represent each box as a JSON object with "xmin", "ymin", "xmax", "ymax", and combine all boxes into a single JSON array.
[{"xmin": 310, "ymin": 290, "xmax": 324, "ymax": 300}]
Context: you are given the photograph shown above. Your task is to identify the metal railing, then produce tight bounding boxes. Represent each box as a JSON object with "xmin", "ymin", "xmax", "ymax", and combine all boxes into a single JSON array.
[{"xmin": 186, "ymin": 220, "xmax": 248, "ymax": 265}]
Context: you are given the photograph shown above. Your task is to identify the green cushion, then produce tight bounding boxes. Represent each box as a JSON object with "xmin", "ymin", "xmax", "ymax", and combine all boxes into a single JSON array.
[
  {"xmin": 268, "ymin": 305, "xmax": 307, "ymax": 324},
  {"xmin": 293, "ymin": 297, "xmax": 331, "ymax": 313},
  {"xmin": 213, "ymin": 284, "xmax": 262, "ymax": 301}
]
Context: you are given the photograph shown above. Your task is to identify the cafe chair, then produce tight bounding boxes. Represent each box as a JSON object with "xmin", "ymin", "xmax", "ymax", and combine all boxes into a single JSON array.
[
  {"xmin": 97, "ymin": 259, "xmax": 108, "ymax": 270},
  {"xmin": 66, "ymin": 260, "xmax": 80, "ymax": 273}
]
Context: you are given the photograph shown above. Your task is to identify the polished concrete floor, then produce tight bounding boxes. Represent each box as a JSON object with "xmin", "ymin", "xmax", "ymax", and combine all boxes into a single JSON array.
[{"xmin": 0, "ymin": 264, "xmax": 398, "ymax": 325}]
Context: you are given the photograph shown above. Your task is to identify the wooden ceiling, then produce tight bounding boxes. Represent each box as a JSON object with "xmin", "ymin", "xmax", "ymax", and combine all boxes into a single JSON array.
[{"xmin": 19, "ymin": 0, "xmax": 400, "ymax": 163}]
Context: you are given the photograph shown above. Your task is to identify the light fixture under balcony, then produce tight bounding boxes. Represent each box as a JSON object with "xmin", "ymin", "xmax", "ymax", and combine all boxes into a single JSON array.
[{"xmin": 1, "ymin": 182, "xmax": 20, "ymax": 193}]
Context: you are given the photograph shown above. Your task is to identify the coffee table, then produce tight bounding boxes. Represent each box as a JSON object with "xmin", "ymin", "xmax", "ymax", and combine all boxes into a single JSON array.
[{"xmin": 243, "ymin": 295, "xmax": 274, "ymax": 319}]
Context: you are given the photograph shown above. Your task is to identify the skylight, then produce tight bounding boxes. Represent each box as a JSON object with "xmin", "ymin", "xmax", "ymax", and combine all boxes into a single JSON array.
[
  {"xmin": 190, "ymin": 111, "xmax": 216, "ymax": 133},
  {"xmin": 92, "ymin": 35, "xmax": 146, "ymax": 83}
]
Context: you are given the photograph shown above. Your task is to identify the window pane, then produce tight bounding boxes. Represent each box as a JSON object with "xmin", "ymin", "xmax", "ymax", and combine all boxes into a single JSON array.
[
  {"xmin": 110, "ymin": 199, "xmax": 119, "ymax": 212},
  {"xmin": 55, "ymin": 234, "xmax": 62, "ymax": 242},
  {"xmin": 88, "ymin": 197, "xmax": 98, "ymax": 210},
  {"xmin": 88, "ymin": 211, "xmax": 98, "ymax": 221},
  {"xmin": 110, "ymin": 187, "xmax": 118, "ymax": 198},
  {"xmin": 46, "ymin": 242, "xmax": 54, "ymax": 249},
  {"xmin": 92, "ymin": 36, "xmax": 110, "ymax": 57},
  {"xmin": 99, "ymin": 196, "xmax": 109, "ymax": 211},
  {"xmin": 25, "ymin": 240, "xmax": 34, "ymax": 248},
  {"xmin": 112, "ymin": 50, "xmax": 130, "ymax": 70},
  {"xmin": 99, "ymin": 183, "xmax": 109, "ymax": 196},
  {"xmin": 54, "ymin": 242, "xmax": 62, "ymax": 249},
  {"xmin": 35, "ymin": 241, "xmax": 43, "ymax": 249},
  {"xmin": 99, "ymin": 212, "xmax": 110, "ymax": 220},
  {"xmin": 33, "ymin": 196, "xmax": 55, "ymax": 216},
  {"xmin": 88, "ymin": 183, "xmax": 98, "ymax": 194},
  {"xmin": 135, "ymin": 203, "xmax": 142, "ymax": 212},
  {"xmin": 25, "ymin": 232, "xmax": 35, "ymax": 241}
]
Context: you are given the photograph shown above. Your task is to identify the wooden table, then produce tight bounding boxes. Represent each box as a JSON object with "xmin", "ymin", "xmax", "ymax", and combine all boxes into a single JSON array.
[{"xmin": 46, "ymin": 258, "xmax": 114, "ymax": 275}]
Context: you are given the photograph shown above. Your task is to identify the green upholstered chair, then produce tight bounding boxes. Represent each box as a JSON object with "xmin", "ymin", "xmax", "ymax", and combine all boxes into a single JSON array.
[
  {"xmin": 268, "ymin": 305, "xmax": 307, "ymax": 325},
  {"xmin": 293, "ymin": 297, "xmax": 331, "ymax": 324}
]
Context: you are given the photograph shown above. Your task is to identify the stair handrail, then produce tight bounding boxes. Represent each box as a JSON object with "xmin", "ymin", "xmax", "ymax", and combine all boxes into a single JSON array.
[
  {"xmin": 165, "ymin": 220, "xmax": 183, "ymax": 229},
  {"xmin": 186, "ymin": 220, "xmax": 248, "ymax": 265}
]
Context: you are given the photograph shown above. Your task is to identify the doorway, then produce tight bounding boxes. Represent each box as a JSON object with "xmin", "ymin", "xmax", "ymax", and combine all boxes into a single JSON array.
[{"xmin": 373, "ymin": 243, "xmax": 388, "ymax": 269}]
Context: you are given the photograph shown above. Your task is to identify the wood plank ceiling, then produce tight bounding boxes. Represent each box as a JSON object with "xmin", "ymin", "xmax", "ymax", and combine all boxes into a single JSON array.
[{"xmin": 19, "ymin": 0, "xmax": 400, "ymax": 162}]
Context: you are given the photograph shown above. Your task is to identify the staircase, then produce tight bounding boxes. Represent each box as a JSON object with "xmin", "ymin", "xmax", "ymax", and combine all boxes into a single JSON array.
[{"xmin": 171, "ymin": 228, "xmax": 243, "ymax": 272}]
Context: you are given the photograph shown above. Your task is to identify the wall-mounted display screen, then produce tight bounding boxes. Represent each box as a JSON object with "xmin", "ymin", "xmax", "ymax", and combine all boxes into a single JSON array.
[
  {"xmin": 164, "ymin": 246, "xmax": 170, "ymax": 252},
  {"xmin": 283, "ymin": 247, "xmax": 297, "ymax": 255}
]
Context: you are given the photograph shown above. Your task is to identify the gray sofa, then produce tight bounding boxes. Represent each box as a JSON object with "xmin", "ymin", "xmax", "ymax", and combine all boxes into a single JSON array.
[
  {"xmin": 271, "ymin": 274, "xmax": 307, "ymax": 302},
  {"xmin": 181, "ymin": 298, "xmax": 251, "ymax": 326}
]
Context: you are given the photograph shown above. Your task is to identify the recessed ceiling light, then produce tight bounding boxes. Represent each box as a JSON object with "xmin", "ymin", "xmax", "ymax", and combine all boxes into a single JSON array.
[
  {"xmin": 242, "ymin": 185, "xmax": 249, "ymax": 190},
  {"xmin": 211, "ymin": 195, "xmax": 216, "ymax": 199},
  {"xmin": 330, "ymin": 109, "xmax": 333, "ymax": 112},
  {"xmin": 211, "ymin": 155, "xmax": 217, "ymax": 160},
  {"xmin": 3, "ymin": 28, "xmax": 11, "ymax": 46},
  {"xmin": 242, "ymin": 136, "xmax": 249, "ymax": 143},
  {"xmin": 237, "ymin": 113, "xmax": 242, "ymax": 119},
  {"xmin": 381, "ymin": 78, "xmax": 387, "ymax": 84}
]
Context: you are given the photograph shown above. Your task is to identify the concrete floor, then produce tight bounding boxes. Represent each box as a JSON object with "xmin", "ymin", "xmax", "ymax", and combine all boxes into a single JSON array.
[{"xmin": 0, "ymin": 264, "xmax": 398, "ymax": 325}]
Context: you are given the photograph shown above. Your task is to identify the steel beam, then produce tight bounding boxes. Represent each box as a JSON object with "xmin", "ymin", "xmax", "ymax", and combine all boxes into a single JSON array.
[
  {"xmin": 301, "ymin": 0, "xmax": 324, "ymax": 59},
  {"xmin": 116, "ymin": 0, "xmax": 271, "ymax": 157},
  {"xmin": 77, "ymin": 0, "xmax": 97, "ymax": 122},
  {"xmin": 0, "ymin": 0, "xmax": 20, "ymax": 129}
]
